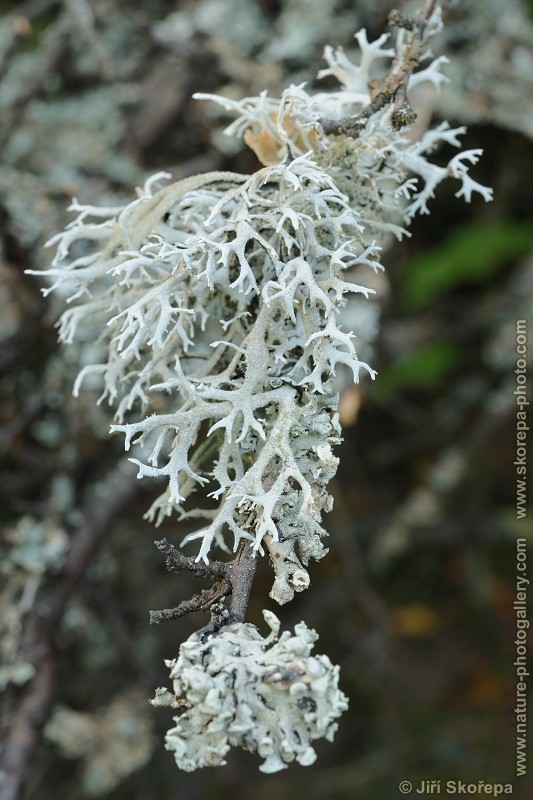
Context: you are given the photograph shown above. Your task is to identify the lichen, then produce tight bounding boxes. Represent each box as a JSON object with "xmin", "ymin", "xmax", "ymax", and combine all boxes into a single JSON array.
[
  {"xmin": 45, "ymin": 690, "xmax": 155, "ymax": 797},
  {"xmin": 152, "ymin": 610, "xmax": 348, "ymax": 773}
]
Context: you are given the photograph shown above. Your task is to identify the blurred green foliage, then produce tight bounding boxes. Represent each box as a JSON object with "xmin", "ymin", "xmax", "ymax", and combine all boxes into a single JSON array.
[
  {"xmin": 377, "ymin": 342, "xmax": 461, "ymax": 394},
  {"xmin": 401, "ymin": 222, "xmax": 533, "ymax": 310}
]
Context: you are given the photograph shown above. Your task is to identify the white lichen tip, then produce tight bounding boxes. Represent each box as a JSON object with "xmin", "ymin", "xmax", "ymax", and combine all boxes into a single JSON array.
[{"xmin": 151, "ymin": 611, "xmax": 348, "ymax": 773}]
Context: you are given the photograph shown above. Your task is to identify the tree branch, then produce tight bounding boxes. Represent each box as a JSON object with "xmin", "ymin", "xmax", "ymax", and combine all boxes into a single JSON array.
[
  {"xmin": 149, "ymin": 579, "xmax": 231, "ymax": 625},
  {"xmin": 226, "ymin": 541, "xmax": 257, "ymax": 623},
  {"xmin": 320, "ymin": 0, "xmax": 439, "ymax": 137},
  {"xmin": 153, "ymin": 537, "xmax": 228, "ymax": 580},
  {"xmin": 150, "ymin": 538, "xmax": 258, "ymax": 629}
]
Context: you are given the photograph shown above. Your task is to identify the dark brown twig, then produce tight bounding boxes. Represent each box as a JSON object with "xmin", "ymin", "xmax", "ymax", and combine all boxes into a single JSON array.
[
  {"xmin": 225, "ymin": 541, "xmax": 257, "ymax": 623},
  {"xmin": 150, "ymin": 537, "xmax": 258, "ymax": 629},
  {"xmin": 149, "ymin": 580, "xmax": 231, "ymax": 625},
  {"xmin": 320, "ymin": 0, "xmax": 439, "ymax": 138},
  {"xmin": 152, "ymin": 537, "xmax": 228, "ymax": 580}
]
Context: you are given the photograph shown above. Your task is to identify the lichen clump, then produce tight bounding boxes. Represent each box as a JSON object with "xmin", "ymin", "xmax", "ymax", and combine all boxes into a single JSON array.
[{"xmin": 151, "ymin": 610, "xmax": 348, "ymax": 773}]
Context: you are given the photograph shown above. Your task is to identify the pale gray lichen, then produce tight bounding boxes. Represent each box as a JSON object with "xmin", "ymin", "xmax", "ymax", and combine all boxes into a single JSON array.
[
  {"xmin": 197, "ymin": 29, "xmax": 492, "ymax": 225},
  {"xmin": 151, "ymin": 609, "xmax": 348, "ymax": 773},
  {"xmin": 45, "ymin": 690, "xmax": 155, "ymax": 797},
  {"xmin": 1, "ymin": 517, "xmax": 68, "ymax": 691},
  {"xmin": 401, "ymin": 0, "xmax": 533, "ymax": 142},
  {"xmin": 37, "ymin": 154, "xmax": 378, "ymax": 577},
  {"xmin": 37, "ymin": 15, "xmax": 491, "ymax": 585}
]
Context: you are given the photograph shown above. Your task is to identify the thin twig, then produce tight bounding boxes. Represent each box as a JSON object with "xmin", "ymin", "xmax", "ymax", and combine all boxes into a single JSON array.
[
  {"xmin": 151, "ymin": 538, "xmax": 258, "ymax": 628},
  {"xmin": 149, "ymin": 580, "xmax": 231, "ymax": 624},
  {"xmin": 419, "ymin": 0, "xmax": 439, "ymax": 39},
  {"xmin": 320, "ymin": 0, "xmax": 439, "ymax": 138},
  {"xmin": 153, "ymin": 537, "xmax": 228, "ymax": 580}
]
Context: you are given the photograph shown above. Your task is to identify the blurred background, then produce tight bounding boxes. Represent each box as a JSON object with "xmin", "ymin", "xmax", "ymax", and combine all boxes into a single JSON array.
[{"xmin": 1, "ymin": 1, "xmax": 532, "ymax": 798}]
